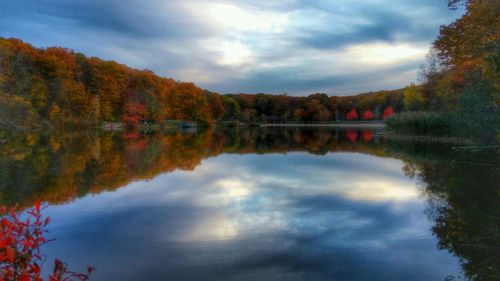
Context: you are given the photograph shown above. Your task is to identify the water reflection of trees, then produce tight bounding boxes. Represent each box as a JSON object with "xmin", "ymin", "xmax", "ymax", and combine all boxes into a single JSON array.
[
  {"xmin": 387, "ymin": 141, "xmax": 500, "ymax": 281},
  {"xmin": 0, "ymin": 130, "xmax": 220, "ymax": 207},
  {"xmin": 0, "ymin": 128, "xmax": 384, "ymax": 207},
  {"xmin": 1, "ymin": 128, "xmax": 498, "ymax": 280}
]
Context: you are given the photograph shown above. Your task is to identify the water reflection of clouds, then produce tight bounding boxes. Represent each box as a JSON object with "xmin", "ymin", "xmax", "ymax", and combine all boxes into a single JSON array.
[{"xmin": 43, "ymin": 151, "xmax": 460, "ymax": 281}]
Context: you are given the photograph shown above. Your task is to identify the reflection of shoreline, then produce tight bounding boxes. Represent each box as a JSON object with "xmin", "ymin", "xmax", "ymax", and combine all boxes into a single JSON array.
[
  {"xmin": 0, "ymin": 128, "xmax": 386, "ymax": 208},
  {"xmin": 259, "ymin": 122, "xmax": 384, "ymax": 128}
]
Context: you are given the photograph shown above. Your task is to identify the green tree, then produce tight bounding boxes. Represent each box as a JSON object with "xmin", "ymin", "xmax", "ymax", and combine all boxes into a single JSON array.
[
  {"xmin": 222, "ymin": 96, "xmax": 241, "ymax": 120},
  {"xmin": 403, "ymin": 83, "xmax": 424, "ymax": 111}
]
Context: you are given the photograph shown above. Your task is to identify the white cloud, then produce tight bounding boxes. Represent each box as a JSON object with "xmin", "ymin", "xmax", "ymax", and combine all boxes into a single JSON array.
[
  {"xmin": 204, "ymin": 3, "xmax": 289, "ymax": 34},
  {"xmin": 344, "ymin": 42, "xmax": 429, "ymax": 66}
]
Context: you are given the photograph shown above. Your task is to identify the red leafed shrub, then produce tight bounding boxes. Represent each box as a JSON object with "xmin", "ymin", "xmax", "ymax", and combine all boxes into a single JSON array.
[
  {"xmin": 346, "ymin": 130, "xmax": 358, "ymax": 142},
  {"xmin": 0, "ymin": 202, "xmax": 93, "ymax": 281},
  {"xmin": 346, "ymin": 109, "xmax": 358, "ymax": 121},
  {"xmin": 362, "ymin": 110, "xmax": 375, "ymax": 120},
  {"xmin": 382, "ymin": 106, "xmax": 394, "ymax": 119}
]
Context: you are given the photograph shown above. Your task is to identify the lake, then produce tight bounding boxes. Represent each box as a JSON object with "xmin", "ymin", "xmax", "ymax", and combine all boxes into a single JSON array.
[{"xmin": 0, "ymin": 128, "xmax": 498, "ymax": 281}]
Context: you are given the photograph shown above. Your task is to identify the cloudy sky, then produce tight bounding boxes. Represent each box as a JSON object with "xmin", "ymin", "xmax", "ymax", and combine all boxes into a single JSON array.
[{"xmin": 0, "ymin": 0, "xmax": 462, "ymax": 95}]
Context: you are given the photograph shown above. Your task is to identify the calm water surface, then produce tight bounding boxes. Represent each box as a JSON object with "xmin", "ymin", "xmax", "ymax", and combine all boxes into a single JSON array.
[{"xmin": 0, "ymin": 128, "xmax": 498, "ymax": 281}]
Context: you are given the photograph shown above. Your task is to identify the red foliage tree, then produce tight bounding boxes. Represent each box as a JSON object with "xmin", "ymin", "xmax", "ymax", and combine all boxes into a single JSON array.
[
  {"xmin": 122, "ymin": 101, "xmax": 145, "ymax": 129},
  {"xmin": 345, "ymin": 109, "xmax": 358, "ymax": 121},
  {"xmin": 362, "ymin": 110, "xmax": 375, "ymax": 120},
  {"xmin": 0, "ymin": 202, "xmax": 93, "ymax": 281},
  {"xmin": 382, "ymin": 106, "xmax": 394, "ymax": 119}
]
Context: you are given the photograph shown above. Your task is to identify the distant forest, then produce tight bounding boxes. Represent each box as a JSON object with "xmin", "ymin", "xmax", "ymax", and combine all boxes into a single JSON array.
[
  {"xmin": 0, "ymin": 37, "xmax": 403, "ymax": 129},
  {"xmin": 0, "ymin": 0, "xmax": 498, "ymax": 134}
]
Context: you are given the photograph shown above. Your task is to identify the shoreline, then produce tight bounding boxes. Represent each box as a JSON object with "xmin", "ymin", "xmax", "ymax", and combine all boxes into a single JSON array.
[{"xmin": 258, "ymin": 123, "xmax": 385, "ymax": 128}]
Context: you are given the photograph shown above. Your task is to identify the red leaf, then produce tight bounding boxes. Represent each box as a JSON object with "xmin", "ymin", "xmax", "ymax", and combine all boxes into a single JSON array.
[{"xmin": 6, "ymin": 246, "xmax": 15, "ymax": 262}]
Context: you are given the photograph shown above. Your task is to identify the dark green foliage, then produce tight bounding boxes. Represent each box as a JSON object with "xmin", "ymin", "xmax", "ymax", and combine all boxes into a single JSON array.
[
  {"xmin": 453, "ymin": 76, "xmax": 499, "ymax": 141},
  {"xmin": 386, "ymin": 77, "xmax": 500, "ymax": 141}
]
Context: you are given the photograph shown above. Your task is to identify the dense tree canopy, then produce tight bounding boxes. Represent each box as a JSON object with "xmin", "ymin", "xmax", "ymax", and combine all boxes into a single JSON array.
[
  {"xmin": 1, "ymin": 38, "xmax": 415, "ymax": 129},
  {"xmin": 219, "ymin": 89, "xmax": 406, "ymax": 123},
  {"xmin": 416, "ymin": 0, "xmax": 500, "ymax": 141},
  {"xmin": 0, "ymin": 38, "xmax": 214, "ymax": 128}
]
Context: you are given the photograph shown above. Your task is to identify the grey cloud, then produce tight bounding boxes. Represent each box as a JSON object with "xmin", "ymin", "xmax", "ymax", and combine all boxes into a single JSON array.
[
  {"xmin": 1, "ymin": 0, "xmax": 211, "ymax": 39},
  {"xmin": 205, "ymin": 61, "xmax": 422, "ymax": 95},
  {"xmin": 290, "ymin": 2, "xmax": 456, "ymax": 50},
  {"xmin": 0, "ymin": 0, "xmax": 462, "ymax": 95}
]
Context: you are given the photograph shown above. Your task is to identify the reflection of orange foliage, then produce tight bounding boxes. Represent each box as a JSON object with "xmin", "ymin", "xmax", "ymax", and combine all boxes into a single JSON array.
[
  {"xmin": 346, "ymin": 130, "xmax": 358, "ymax": 142},
  {"xmin": 362, "ymin": 131, "xmax": 374, "ymax": 142},
  {"xmin": 126, "ymin": 139, "xmax": 147, "ymax": 153},
  {"xmin": 3, "ymin": 129, "xmax": 390, "ymax": 209},
  {"xmin": 122, "ymin": 116, "xmax": 140, "ymax": 129},
  {"xmin": 122, "ymin": 131, "xmax": 141, "ymax": 139}
]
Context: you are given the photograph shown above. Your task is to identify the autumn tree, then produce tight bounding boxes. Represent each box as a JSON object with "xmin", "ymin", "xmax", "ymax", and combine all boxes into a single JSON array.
[
  {"xmin": 362, "ymin": 110, "xmax": 375, "ymax": 120},
  {"xmin": 205, "ymin": 91, "xmax": 225, "ymax": 120},
  {"xmin": 0, "ymin": 38, "xmax": 216, "ymax": 128},
  {"xmin": 382, "ymin": 106, "xmax": 394, "ymax": 119},
  {"xmin": 346, "ymin": 108, "xmax": 358, "ymax": 121},
  {"xmin": 304, "ymin": 99, "xmax": 331, "ymax": 121}
]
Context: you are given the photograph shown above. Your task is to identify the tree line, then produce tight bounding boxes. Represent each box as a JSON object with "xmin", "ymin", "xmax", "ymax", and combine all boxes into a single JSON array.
[
  {"xmin": 0, "ymin": 37, "xmax": 410, "ymax": 131},
  {"xmin": 214, "ymin": 90, "xmax": 402, "ymax": 123},
  {"xmin": 0, "ymin": 38, "xmax": 213, "ymax": 129},
  {"xmin": 0, "ymin": 34, "xmax": 467, "ymax": 130}
]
